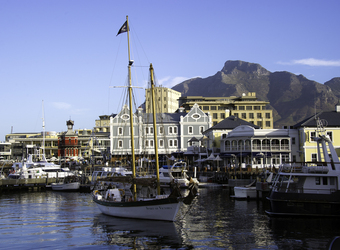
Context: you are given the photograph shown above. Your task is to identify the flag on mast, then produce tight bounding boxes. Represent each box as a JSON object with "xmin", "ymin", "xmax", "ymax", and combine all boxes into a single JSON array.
[{"xmin": 117, "ymin": 21, "xmax": 129, "ymax": 36}]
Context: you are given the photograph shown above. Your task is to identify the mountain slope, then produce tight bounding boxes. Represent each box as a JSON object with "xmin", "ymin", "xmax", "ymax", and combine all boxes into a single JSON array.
[{"xmin": 172, "ymin": 60, "xmax": 339, "ymax": 128}]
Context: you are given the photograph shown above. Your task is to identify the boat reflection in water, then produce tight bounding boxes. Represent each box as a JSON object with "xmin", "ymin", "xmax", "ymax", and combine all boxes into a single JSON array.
[{"xmin": 92, "ymin": 214, "xmax": 182, "ymax": 248}]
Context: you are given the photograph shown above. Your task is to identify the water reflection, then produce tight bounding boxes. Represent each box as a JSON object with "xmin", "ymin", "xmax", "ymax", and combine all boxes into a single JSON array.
[{"xmin": 92, "ymin": 214, "xmax": 183, "ymax": 249}]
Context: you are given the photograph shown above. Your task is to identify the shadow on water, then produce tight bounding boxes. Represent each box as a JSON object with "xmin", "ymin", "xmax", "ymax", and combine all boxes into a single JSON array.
[{"xmin": 92, "ymin": 214, "xmax": 184, "ymax": 249}]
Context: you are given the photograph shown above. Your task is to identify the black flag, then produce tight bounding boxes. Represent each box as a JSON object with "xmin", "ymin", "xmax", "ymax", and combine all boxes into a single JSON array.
[{"xmin": 117, "ymin": 21, "xmax": 129, "ymax": 36}]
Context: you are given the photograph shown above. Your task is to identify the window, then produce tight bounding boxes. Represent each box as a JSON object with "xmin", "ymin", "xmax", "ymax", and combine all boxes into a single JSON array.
[
  {"xmin": 169, "ymin": 139, "xmax": 177, "ymax": 147},
  {"xmin": 169, "ymin": 127, "xmax": 173, "ymax": 134},
  {"xmin": 239, "ymin": 106, "xmax": 245, "ymax": 110},
  {"xmin": 203, "ymin": 106, "xmax": 209, "ymax": 110},
  {"xmin": 323, "ymin": 177, "xmax": 328, "ymax": 185},
  {"xmin": 327, "ymin": 131, "xmax": 333, "ymax": 141},
  {"xmin": 220, "ymin": 113, "xmax": 225, "ymax": 119},
  {"xmin": 257, "ymin": 121, "xmax": 263, "ymax": 127},
  {"xmin": 174, "ymin": 127, "xmax": 178, "ymax": 134},
  {"xmin": 310, "ymin": 131, "xmax": 316, "ymax": 141},
  {"xmin": 118, "ymin": 140, "xmax": 123, "ymax": 148},
  {"xmin": 211, "ymin": 106, "xmax": 217, "ymax": 110},
  {"xmin": 234, "ymin": 113, "xmax": 238, "ymax": 118},
  {"xmin": 213, "ymin": 113, "xmax": 218, "ymax": 119},
  {"xmin": 246, "ymin": 106, "xmax": 252, "ymax": 110},
  {"xmin": 249, "ymin": 113, "xmax": 254, "ymax": 119},
  {"xmin": 159, "ymin": 139, "xmax": 164, "ymax": 147},
  {"xmin": 241, "ymin": 113, "xmax": 246, "ymax": 119},
  {"xmin": 311, "ymin": 153, "xmax": 317, "ymax": 162},
  {"xmin": 254, "ymin": 106, "xmax": 261, "ymax": 110},
  {"xmin": 266, "ymin": 121, "xmax": 271, "ymax": 127},
  {"xmin": 315, "ymin": 177, "xmax": 320, "ymax": 185},
  {"xmin": 293, "ymin": 155, "xmax": 296, "ymax": 162},
  {"xmin": 200, "ymin": 126, "xmax": 204, "ymax": 133},
  {"xmin": 257, "ymin": 113, "xmax": 262, "ymax": 118},
  {"xmin": 159, "ymin": 126, "xmax": 164, "ymax": 134},
  {"xmin": 188, "ymin": 126, "xmax": 193, "ymax": 134},
  {"xmin": 292, "ymin": 137, "xmax": 296, "ymax": 144},
  {"xmin": 266, "ymin": 113, "xmax": 271, "ymax": 118}
]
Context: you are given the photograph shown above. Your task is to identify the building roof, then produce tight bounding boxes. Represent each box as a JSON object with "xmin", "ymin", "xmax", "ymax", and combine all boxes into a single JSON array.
[
  {"xmin": 141, "ymin": 112, "xmax": 187, "ymax": 123},
  {"xmin": 205, "ymin": 115, "xmax": 260, "ymax": 132},
  {"xmin": 293, "ymin": 110, "xmax": 340, "ymax": 128}
]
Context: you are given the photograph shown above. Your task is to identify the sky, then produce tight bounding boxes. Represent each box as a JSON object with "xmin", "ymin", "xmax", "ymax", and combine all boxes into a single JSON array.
[{"xmin": 1, "ymin": 0, "xmax": 340, "ymax": 141}]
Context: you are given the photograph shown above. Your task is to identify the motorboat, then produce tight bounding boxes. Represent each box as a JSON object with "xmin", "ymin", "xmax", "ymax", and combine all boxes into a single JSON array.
[
  {"xmin": 7, "ymin": 153, "xmax": 74, "ymax": 179},
  {"xmin": 51, "ymin": 176, "xmax": 81, "ymax": 191},
  {"xmin": 232, "ymin": 173, "xmax": 274, "ymax": 199},
  {"xmin": 159, "ymin": 161, "xmax": 199, "ymax": 188},
  {"xmin": 266, "ymin": 118, "xmax": 340, "ymax": 217}
]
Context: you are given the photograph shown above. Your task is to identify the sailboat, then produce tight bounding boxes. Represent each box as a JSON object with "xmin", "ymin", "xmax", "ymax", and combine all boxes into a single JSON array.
[{"xmin": 92, "ymin": 16, "xmax": 197, "ymax": 221}]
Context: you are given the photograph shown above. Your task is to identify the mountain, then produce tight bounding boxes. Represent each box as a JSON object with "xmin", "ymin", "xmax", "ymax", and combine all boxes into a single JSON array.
[{"xmin": 172, "ymin": 60, "xmax": 339, "ymax": 128}]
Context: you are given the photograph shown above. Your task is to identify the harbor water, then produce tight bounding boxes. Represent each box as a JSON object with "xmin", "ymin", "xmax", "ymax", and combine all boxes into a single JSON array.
[{"xmin": 0, "ymin": 188, "xmax": 339, "ymax": 249}]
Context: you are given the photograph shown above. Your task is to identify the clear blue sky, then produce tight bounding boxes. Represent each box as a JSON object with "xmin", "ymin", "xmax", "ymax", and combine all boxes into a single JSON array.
[{"xmin": 1, "ymin": 0, "xmax": 340, "ymax": 141}]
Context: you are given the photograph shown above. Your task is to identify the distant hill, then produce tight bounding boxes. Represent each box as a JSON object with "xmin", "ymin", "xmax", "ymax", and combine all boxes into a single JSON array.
[{"xmin": 172, "ymin": 60, "xmax": 340, "ymax": 128}]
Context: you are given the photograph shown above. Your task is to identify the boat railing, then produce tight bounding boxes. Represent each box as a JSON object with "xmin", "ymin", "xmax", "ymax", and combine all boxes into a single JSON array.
[{"xmin": 274, "ymin": 184, "xmax": 335, "ymax": 194}]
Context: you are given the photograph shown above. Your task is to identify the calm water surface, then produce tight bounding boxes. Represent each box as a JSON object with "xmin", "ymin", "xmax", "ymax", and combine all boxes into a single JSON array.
[{"xmin": 0, "ymin": 188, "xmax": 339, "ymax": 249}]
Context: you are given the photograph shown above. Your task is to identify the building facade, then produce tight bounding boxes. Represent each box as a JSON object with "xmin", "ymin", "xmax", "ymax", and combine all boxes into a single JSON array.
[
  {"xmin": 219, "ymin": 125, "xmax": 299, "ymax": 169},
  {"xmin": 293, "ymin": 104, "xmax": 340, "ymax": 163},
  {"xmin": 110, "ymin": 103, "xmax": 211, "ymax": 159},
  {"xmin": 179, "ymin": 92, "xmax": 273, "ymax": 128},
  {"xmin": 145, "ymin": 87, "xmax": 181, "ymax": 114}
]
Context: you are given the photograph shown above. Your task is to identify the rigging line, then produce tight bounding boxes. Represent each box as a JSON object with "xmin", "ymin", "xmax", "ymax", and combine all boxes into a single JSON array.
[{"xmin": 108, "ymin": 33, "xmax": 124, "ymax": 114}]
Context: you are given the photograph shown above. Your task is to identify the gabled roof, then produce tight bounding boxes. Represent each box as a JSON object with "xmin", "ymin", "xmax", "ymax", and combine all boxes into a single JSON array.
[
  {"xmin": 205, "ymin": 116, "xmax": 260, "ymax": 132},
  {"xmin": 293, "ymin": 110, "xmax": 340, "ymax": 128},
  {"xmin": 141, "ymin": 112, "xmax": 186, "ymax": 123}
]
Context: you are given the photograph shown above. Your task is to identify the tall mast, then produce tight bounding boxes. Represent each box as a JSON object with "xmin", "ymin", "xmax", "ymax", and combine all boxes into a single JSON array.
[
  {"xmin": 150, "ymin": 64, "xmax": 160, "ymax": 195},
  {"xmin": 42, "ymin": 100, "xmax": 45, "ymax": 156},
  {"xmin": 126, "ymin": 16, "xmax": 137, "ymax": 196}
]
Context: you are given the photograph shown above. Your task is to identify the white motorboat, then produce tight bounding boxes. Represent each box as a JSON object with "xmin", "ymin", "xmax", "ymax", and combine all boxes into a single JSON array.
[
  {"xmin": 232, "ymin": 173, "xmax": 273, "ymax": 199},
  {"xmin": 51, "ymin": 182, "xmax": 80, "ymax": 191},
  {"xmin": 51, "ymin": 176, "xmax": 81, "ymax": 191},
  {"xmin": 266, "ymin": 118, "xmax": 340, "ymax": 217},
  {"xmin": 8, "ymin": 153, "xmax": 73, "ymax": 179},
  {"xmin": 159, "ymin": 161, "xmax": 199, "ymax": 188}
]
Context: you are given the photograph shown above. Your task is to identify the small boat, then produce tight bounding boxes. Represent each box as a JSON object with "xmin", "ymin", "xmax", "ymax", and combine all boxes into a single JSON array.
[
  {"xmin": 233, "ymin": 180, "xmax": 257, "ymax": 199},
  {"xmin": 159, "ymin": 161, "xmax": 199, "ymax": 188},
  {"xmin": 232, "ymin": 173, "xmax": 274, "ymax": 199},
  {"xmin": 51, "ymin": 176, "xmax": 81, "ymax": 191},
  {"xmin": 266, "ymin": 118, "xmax": 340, "ymax": 217},
  {"xmin": 92, "ymin": 16, "xmax": 198, "ymax": 221}
]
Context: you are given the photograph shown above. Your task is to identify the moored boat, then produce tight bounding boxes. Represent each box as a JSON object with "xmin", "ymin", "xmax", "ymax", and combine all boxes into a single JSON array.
[
  {"xmin": 92, "ymin": 16, "xmax": 198, "ymax": 221},
  {"xmin": 266, "ymin": 118, "xmax": 340, "ymax": 217}
]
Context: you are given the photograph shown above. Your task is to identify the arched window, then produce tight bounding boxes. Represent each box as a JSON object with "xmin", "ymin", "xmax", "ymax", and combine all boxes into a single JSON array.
[
  {"xmin": 225, "ymin": 140, "xmax": 231, "ymax": 151},
  {"xmin": 238, "ymin": 140, "xmax": 244, "ymax": 150},
  {"xmin": 231, "ymin": 140, "xmax": 237, "ymax": 151},
  {"xmin": 281, "ymin": 139, "xmax": 289, "ymax": 150},
  {"xmin": 245, "ymin": 140, "xmax": 251, "ymax": 150},
  {"xmin": 272, "ymin": 139, "xmax": 280, "ymax": 150},
  {"xmin": 262, "ymin": 139, "xmax": 270, "ymax": 150},
  {"xmin": 253, "ymin": 139, "xmax": 261, "ymax": 150}
]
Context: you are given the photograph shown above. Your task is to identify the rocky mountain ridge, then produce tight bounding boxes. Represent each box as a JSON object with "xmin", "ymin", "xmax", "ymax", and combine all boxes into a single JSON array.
[{"xmin": 172, "ymin": 60, "xmax": 340, "ymax": 128}]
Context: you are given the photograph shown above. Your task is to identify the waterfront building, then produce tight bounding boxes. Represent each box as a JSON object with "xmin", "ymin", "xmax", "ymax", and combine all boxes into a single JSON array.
[
  {"xmin": 0, "ymin": 141, "xmax": 11, "ymax": 161},
  {"xmin": 94, "ymin": 115, "xmax": 111, "ymax": 133},
  {"xmin": 109, "ymin": 103, "xmax": 211, "ymax": 160},
  {"xmin": 219, "ymin": 125, "xmax": 299, "ymax": 170},
  {"xmin": 292, "ymin": 103, "xmax": 340, "ymax": 162},
  {"xmin": 145, "ymin": 87, "xmax": 181, "ymax": 114},
  {"xmin": 178, "ymin": 92, "xmax": 273, "ymax": 128},
  {"xmin": 58, "ymin": 120, "xmax": 80, "ymax": 159}
]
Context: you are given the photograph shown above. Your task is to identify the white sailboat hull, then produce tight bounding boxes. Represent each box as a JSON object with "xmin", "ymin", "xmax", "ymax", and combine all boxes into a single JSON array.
[
  {"xmin": 94, "ymin": 197, "xmax": 181, "ymax": 221},
  {"xmin": 51, "ymin": 182, "xmax": 80, "ymax": 191}
]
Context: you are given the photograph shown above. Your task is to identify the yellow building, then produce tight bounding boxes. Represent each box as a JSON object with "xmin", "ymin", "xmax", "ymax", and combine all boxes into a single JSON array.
[
  {"xmin": 179, "ymin": 92, "xmax": 273, "ymax": 129},
  {"xmin": 293, "ymin": 104, "xmax": 340, "ymax": 162},
  {"xmin": 145, "ymin": 87, "xmax": 181, "ymax": 114}
]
